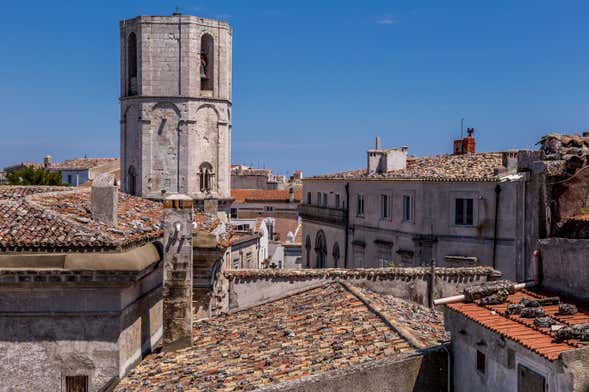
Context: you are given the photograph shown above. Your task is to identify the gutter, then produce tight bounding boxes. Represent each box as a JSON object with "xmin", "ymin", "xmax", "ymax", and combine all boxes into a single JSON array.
[{"xmin": 492, "ymin": 184, "xmax": 502, "ymax": 269}]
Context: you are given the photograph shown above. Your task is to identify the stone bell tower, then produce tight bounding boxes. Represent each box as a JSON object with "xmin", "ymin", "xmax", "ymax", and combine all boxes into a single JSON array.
[{"xmin": 120, "ymin": 13, "xmax": 232, "ymax": 210}]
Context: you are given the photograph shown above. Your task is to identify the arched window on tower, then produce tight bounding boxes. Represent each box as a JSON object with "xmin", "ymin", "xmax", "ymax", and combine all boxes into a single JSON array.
[
  {"xmin": 127, "ymin": 33, "xmax": 138, "ymax": 96},
  {"xmin": 200, "ymin": 34, "xmax": 214, "ymax": 91},
  {"xmin": 127, "ymin": 165, "xmax": 137, "ymax": 195},
  {"xmin": 305, "ymin": 236, "xmax": 312, "ymax": 268},
  {"xmin": 315, "ymin": 231, "xmax": 327, "ymax": 269},
  {"xmin": 332, "ymin": 242, "xmax": 340, "ymax": 268},
  {"xmin": 199, "ymin": 162, "xmax": 215, "ymax": 193}
]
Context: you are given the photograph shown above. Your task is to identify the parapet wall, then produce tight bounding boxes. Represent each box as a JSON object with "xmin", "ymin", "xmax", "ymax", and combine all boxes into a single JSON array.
[
  {"xmin": 539, "ymin": 238, "xmax": 589, "ymax": 301},
  {"xmin": 211, "ymin": 267, "xmax": 502, "ymax": 315}
]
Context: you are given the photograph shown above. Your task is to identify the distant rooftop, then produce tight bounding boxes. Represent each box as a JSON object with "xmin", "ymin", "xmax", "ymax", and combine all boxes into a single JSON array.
[
  {"xmin": 232, "ymin": 189, "xmax": 302, "ymax": 203},
  {"xmin": 51, "ymin": 157, "xmax": 119, "ymax": 171},
  {"xmin": 308, "ymin": 152, "xmax": 505, "ymax": 182}
]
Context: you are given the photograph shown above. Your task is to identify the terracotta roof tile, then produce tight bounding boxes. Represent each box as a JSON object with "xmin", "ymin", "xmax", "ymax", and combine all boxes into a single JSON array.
[
  {"xmin": 447, "ymin": 288, "xmax": 588, "ymax": 361},
  {"xmin": 309, "ymin": 152, "xmax": 504, "ymax": 181},
  {"xmin": 51, "ymin": 158, "xmax": 119, "ymax": 171},
  {"xmin": 115, "ymin": 283, "xmax": 445, "ymax": 391}
]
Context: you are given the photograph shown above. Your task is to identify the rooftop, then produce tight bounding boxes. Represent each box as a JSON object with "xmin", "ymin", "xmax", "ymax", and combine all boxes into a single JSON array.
[
  {"xmin": 0, "ymin": 186, "xmax": 229, "ymax": 253},
  {"xmin": 115, "ymin": 282, "xmax": 446, "ymax": 391},
  {"xmin": 50, "ymin": 157, "xmax": 119, "ymax": 171},
  {"xmin": 232, "ymin": 189, "xmax": 302, "ymax": 204},
  {"xmin": 447, "ymin": 288, "xmax": 589, "ymax": 361},
  {"xmin": 308, "ymin": 152, "xmax": 504, "ymax": 182}
]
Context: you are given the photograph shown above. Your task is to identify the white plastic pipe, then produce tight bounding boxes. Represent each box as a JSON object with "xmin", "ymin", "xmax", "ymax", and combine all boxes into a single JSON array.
[{"xmin": 433, "ymin": 281, "xmax": 536, "ymax": 306}]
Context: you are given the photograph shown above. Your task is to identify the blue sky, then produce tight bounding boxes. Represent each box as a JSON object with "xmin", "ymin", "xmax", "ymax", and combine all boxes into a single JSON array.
[{"xmin": 0, "ymin": 0, "xmax": 588, "ymax": 176}]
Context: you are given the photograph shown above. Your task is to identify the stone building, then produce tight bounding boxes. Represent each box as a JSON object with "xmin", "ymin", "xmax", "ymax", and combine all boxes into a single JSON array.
[
  {"xmin": 300, "ymin": 133, "xmax": 531, "ymax": 281},
  {"xmin": 119, "ymin": 14, "xmax": 232, "ymax": 211},
  {"xmin": 49, "ymin": 157, "xmax": 119, "ymax": 186},
  {"xmin": 231, "ymin": 165, "xmax": 287, "ymax": 190},
  {"xmin": 231, "ymin": 188, "xmax": 302, "ymax": 220}
]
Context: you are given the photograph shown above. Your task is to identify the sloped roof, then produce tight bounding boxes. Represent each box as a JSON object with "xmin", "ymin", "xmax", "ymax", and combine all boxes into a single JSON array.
[
  {"xmin": 115, "ymin": 282, "xmax": 446, "ymax": 391},
  {"xmin": 447, "ymin": 288, "xmax": 589, "ymax": 361},
  {"xmin": 51, "ymin": 157, "xmax": 119, "ymax": 171},
  {"xmin": 308, "ymin": 152, "xmax": 504, "ymax": 182}
]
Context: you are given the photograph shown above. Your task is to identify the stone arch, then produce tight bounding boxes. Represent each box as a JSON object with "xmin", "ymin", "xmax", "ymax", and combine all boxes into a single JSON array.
[
  {"xmin": 315, "ymin": 230, "xmax": 327, "ymax": 269},
  {"xmin": 151, "ymin": 102, "xmax": 182, "ymax": 118},
  {"xmin": 199, "ymin": 161, "xmax": 215, "ymax": 193},
  {"xmin": 200, "ymin": 33, "xmax": 214, "ymax": 91},
  {"xmin": 127, "ymin": 32, "xmax": 138, "ymax": 96},
  {"xmin": 332, "ymin": 242, "xmax": 340, "ymax": 268}
]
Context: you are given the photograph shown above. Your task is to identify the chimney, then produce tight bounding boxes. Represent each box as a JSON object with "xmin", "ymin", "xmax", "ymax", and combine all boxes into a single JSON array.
[
  {"xmin": 43, "ymin": 155, "xmax": 52, "ymax": 169},
  {"xmin": 502, "ymin": 150, "xmax": 519, "ymax": 172},
  {"xmin": 91, "ymin": 173, "xmax": 118, "ymax": 226},
  {"xmin": 453, "ymin": 128, "xmax": 476, "ymax": 155},
  {"xmin": 367, "ymin": 138, "xmax": 408, "ymax": 174},
  {"xmin": 375, "ymin": 136, "xmax": 382, "ymax": 150},
  {"xmin": 162, "ymin": 194, "xmax": 194, "ymax": 351},
  {"xmin": 289, "ymin": 188, "xmax": 294, "ymax": 203}
]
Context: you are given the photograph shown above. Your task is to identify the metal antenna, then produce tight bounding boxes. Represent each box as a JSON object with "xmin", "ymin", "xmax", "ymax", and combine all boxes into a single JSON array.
[{"xmin": 460, "ymin": 118, "xmax": 464, "ymax": 138}]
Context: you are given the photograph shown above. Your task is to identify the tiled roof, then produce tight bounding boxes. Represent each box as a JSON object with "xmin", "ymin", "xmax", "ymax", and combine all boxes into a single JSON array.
[
  {"xmin": 0, "ymin": 186, "xmax": 162, "ymax": 252},
  {"xmin": 308, "ymin": 152, "xmax": 504, "ymax": 181},
  {"xmin": 0, "ymin": 186, "xmax": 228, "ymax": 252},
  {"xmin": 447, "ymin": 289, "xmax": 589, "ymax": 361},
  {"xmin": 232, "ymin": 189, "xmax": 302, "ymax": 204},
  {"xmin": 51, "ymin": 158, "xmax": 119, "ymax": 171},
  {"xmin": 115, "ymin": 283, "xmax": 446, "ymax": 391}
]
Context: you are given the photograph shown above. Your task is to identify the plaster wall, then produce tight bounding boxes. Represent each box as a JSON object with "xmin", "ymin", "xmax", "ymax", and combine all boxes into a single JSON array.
[{"xmin": 539, "ymin": 238, "xmax": 589, "ymax": 301}]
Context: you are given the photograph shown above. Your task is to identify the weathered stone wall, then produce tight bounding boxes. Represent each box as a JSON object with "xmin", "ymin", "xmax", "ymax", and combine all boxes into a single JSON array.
[
  {"xmin": 212, "ymin": 267, "xmax": 501, "ymax": 314},
  {"xmin": 0, "ymin": 265, "xmax": 162, "ymax": 392},
  {"xmin": 256, "ymin": 348, "xmax": 448, "ymax": 392},
  {"xmin": 538, "ymin": 238, "xmax": 589, "ymax": 301}
]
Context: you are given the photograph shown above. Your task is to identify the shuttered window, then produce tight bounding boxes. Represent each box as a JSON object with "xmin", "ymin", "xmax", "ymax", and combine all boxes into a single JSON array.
[{"xmin": 65, "ymin": 376, "xmax": 88, "ymax": 392}]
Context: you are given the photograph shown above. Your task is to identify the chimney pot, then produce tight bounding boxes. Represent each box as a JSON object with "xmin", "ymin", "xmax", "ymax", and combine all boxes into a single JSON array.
[
  {"xmin": 375, "ymin": 136, "xmax": 382, "ymax": 150},
  {"xmin": 91, "ymin": 173, "xmax": 118, "ymax": 226}
]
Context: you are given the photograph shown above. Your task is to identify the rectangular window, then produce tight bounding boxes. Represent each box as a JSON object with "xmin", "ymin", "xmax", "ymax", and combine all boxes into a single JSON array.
[
  {"xmin": 335, "ymin": 193, "xmax": 340, "ymax": 208},
  {"xmin": 67, "ymin": 174, "xmax": 72, "ymax": 185},
  {"xmin": 377, "ymin": 245, "xmax": 392, "ymax": 267},
  {"xmin": 455, "ymin": 198, "xmax": 474, "ymax": 225},
  {"xmin": 322, "ymin": 193, "xmax": 328, "ymax": 207},
  {"xmin": 380, "ymin": 194, "xmax": 391, "ymax": 219},
  {"xmin": 357, "ymin": 194, "xmax": 365, "ymax": 216},
  {"xmin": 65, "ymin": 376, "xmax": 88, "ymax": 392},
  {"xmin": 230, "ymin": 208, "xmax": 237, "ymax": 219},
  {"xmin": 316, "ymin": 192, "xmax": 322, "ymax": 205},
  {"xmin": 307, "ymin": 192, "xmax": 312, "ymax": 204},
  {"xmin": 353, "ymin": 246, "xmax": 365, "ymax": 265},
  {"xmin": 476, "ymin": 350, "xmax": 486, "ymax": 374},
  {"xmin": 264, "ymin": 206, "xmax": 274, "ymax": 212},
  {"xmin": 518, "ymin": 364, "xmax": 546, "ymax": 392},
  {"xmin": 402, "ymin": 195, "xmax": 413, "ymax": 222}
]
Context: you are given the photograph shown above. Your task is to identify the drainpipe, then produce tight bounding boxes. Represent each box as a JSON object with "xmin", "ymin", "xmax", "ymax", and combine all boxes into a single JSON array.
[
  {"xmin": 344, "ymin": 182, "xmax": 350, "ymax": 268},
  {"xmin": 492, "ymin": 184, "xmax": 502, "ymax": 269},
  {"xmin": 441, "ymin": 344, "xmax": 452, "ymax": 392}
]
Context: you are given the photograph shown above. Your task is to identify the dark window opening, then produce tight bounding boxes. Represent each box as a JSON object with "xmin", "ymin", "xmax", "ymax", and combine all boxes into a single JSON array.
[
  {"xmin": 315, "ymin": 230, "xmax": 327, "ymax": 268},
  {"xmin": 476, "ymin": 350, "xmax": 486, "ymax": 374},
  {"xmin": 335, "ymin": 193, "xmax": 340, "ymax": 208},
  {"xmin": 230, "ymin": 208, "xmax": 237, "ymax": 219},
  {"xmin": 306, "ymin": 192, "xmax": 311, "ymax": 204},
  {"xmin": 127, "ymin": 165, "xmax": 137, "ymax": 196},
  {"xmin": 357, "ymin": 194, "xmax": 365, "ymax": 216},
  {"xmin": 305, "ymin": 235, "xmax": 311, "ymax": 267},
  {"xmin": 199, "ymin": 162, "xmax": 214, "ymax": 193},
  {"xmin": 403, "ymin": 195, "xmax": 413, "ymax": 221},
  {"xmin": 127, "ymin": 32, "xmax": 138, "ymax": 96},
  {"xmin": 518, "ymin": 364, "xmax": 546, "ymax": 392},
  {"xmin": 455, "ymin": 198, "xmax": 474, "ymax": 225},
  {"xmin": 200, "ymin": 34, "xmax": 214, "ymax": 91},
  {"xmin": 381, "ymin": 194, "xmax": 390, "ymax": 219},
  {"xmin": 66, "ymin": 375, "xmax": 88, "ymax": 392},
  {"xmin": 332, "ymin": 242, "xmax": 340, "ymax": 267}
]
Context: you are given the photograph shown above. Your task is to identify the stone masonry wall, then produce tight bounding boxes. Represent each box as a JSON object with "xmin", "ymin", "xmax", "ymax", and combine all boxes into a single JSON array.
[{"xmin": 210, "ymin": 267, "xmax": 502, "ymax": 315}]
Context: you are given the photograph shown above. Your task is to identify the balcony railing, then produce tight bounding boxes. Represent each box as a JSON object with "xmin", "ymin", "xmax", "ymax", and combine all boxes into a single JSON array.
[{"xmin": 298, "ymin": 204, "xmax": 347, "ymax": 226}]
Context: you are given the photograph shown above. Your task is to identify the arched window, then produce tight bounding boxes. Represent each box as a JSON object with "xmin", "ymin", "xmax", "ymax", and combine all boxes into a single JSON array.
[
  {"xmin": 127, "ymin": 33, "xmax": 138, "ymax": 96},
  {"xmin": 128, "ymin": 165, "xmax": 137, "ymax": 195},
  {"xmin": 200, "ymin": 34, "xmax": 214, "ymax": 91},
  {"xmin": 305, "ymin": 235, "xmax": 312, "ymax": 268},
  {"xmin": 315, "ymin": 231, "xmax": 327, "ymax": 269},
  {"xmin": 199, "ymin": 162, "xmax": 215, "ymax": 193},
  {"xmin": 332, "ymin": 242, "xmax": 340, "ymax": 268}
]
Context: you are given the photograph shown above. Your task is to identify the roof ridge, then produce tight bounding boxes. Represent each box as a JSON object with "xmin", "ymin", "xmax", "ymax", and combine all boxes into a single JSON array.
[{"xmin": 339, "ymin": 281, "xmax": 426, "ymax": 350}]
